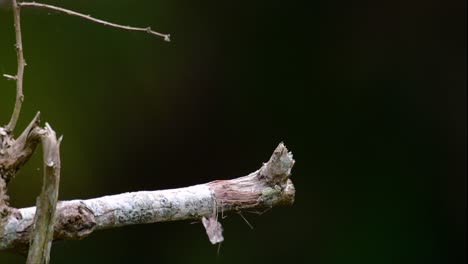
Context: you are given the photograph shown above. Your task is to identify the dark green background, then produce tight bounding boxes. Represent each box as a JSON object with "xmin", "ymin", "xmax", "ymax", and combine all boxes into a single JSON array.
[{"xmin": 0, "ymin": 0, "xmax": 465, "ymax": 263}]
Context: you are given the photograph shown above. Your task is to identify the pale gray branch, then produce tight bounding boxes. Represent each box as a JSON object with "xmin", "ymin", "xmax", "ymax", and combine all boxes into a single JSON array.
[{"xmin": 0, "ymin": 143, "xmax": 295, "ymax": 252}]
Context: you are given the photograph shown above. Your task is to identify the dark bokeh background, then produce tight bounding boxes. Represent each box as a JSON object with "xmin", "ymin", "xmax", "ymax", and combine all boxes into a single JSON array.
[{"xmin": 0, "ymin": 0, "xmax": 466, "ymax": 263}]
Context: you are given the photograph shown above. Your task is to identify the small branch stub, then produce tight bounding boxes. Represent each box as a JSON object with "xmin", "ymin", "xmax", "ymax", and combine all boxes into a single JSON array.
[{"xmin": 3, "ymin": 74, "xmax": 17, "ymax": 81}]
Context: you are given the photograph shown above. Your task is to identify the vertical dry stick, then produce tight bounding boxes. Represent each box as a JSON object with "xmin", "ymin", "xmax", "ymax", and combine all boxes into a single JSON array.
[
  {"xmin": 6, "ymin": 0, "xmax": 26, "ymax": 132},
  {"xmin": 26, "ymin": 124, "xmax": 62, "ymax": 264}
]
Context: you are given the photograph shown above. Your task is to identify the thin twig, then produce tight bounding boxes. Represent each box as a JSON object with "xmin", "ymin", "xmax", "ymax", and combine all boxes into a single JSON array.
[
  {"xmin": 6, "ymin": 0, "xmax": 26, "ymax": 133},
  {"xmin": 238, "ymin": 211, "xmax": 254, "ymax": 230},
  {"xmin": 18, "ymin": 2, "xmax": 171, "ymax": 42}
]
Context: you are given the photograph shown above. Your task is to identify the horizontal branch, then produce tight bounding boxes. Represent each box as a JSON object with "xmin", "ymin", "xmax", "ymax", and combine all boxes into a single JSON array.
[
  {"xmin": 18, "ymin": 2, "xmax": 171, "ymax": 42},
  {"xmin": 0, "ymin": 143, "xmax": 295, "ymax": 252}
]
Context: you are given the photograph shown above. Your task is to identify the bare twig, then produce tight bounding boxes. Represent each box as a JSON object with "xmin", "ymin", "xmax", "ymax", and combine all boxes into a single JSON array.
[
  {"xmin": 0, "ymin": 143, "xmax": 295, "ymax": 252},
  {"xmin": 18, "ymin": 2, "xmax": 171, "ymax": 42},
  {"xmin": 5, "ymin": 0, "xmax": 26, "ymax": 133},
  {"xmin": 26, "ymin": 123, "xmax": 62, "ymax": 264}
]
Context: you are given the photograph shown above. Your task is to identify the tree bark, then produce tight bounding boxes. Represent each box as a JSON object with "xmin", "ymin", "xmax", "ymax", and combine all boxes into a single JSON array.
[{"xmin": 0, "ymin": 143, "xmax": 295, "ymax": 253}]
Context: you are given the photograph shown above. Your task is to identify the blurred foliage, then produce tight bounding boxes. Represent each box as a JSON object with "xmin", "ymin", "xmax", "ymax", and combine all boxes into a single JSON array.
[{"xmin": 0, "ymin": 0, "xmax": 465, "ymax": 263}]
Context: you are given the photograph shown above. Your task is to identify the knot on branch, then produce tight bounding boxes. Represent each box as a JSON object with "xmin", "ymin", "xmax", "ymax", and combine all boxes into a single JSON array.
[{"xmin": 55, "ymin": 202, "xmax": 96, "ymax": 240}]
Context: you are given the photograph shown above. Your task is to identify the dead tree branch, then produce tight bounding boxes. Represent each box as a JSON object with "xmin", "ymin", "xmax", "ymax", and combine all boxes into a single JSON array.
[
  {"xmin": 26, "ymin": 124, "xmax": 62, "ymax": 264},
  {"xmin": 0, "ymin": 143, "xmax": 295, "ymax": 252},
  {"xmin": 0, "ymin": 1, "xmax": 297, "ymax": 261}
]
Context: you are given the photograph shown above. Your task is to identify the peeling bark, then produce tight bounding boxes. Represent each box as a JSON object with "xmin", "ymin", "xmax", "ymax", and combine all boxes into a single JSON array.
[{"xmin": 0, "ymin": 143, "xmax": 295, "ymax": 252}]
